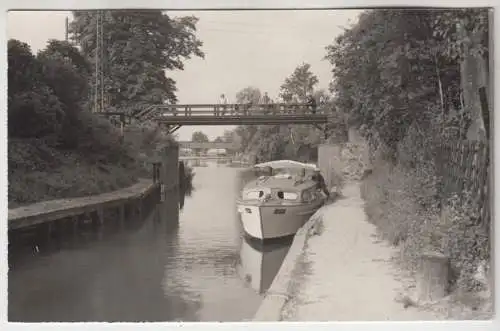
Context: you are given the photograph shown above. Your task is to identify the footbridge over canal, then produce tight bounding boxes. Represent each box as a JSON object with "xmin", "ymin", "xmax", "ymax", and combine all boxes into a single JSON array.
[{"xmin": 100, "ymin": 103, "xmax": 330, "ymax": 135}]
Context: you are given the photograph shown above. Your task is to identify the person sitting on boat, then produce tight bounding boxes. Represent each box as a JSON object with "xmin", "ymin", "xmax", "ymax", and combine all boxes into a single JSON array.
[
  {"xmin": 312, "ymin": 169, "xmax": 330, "ymax": 198},
  {"xmin": 294, "ymin": 168, "xmax": 307, "ymax": 183}
]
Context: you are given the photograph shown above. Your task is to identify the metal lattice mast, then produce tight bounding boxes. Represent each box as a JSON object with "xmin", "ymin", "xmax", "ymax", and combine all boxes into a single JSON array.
[
  {"xmin": 100, "ymin": 11, "xmax": 105, "ymax": 112},
  {"xmin": 94, "ymin": 10, "xmax": 105, "ymax": 113},
  {"xmin": 65, "ymin": 17, "xmax": 69, "ymax": 41},
  {"xmin": 93, "ymin": 11, "xmax": 100, "ymax": 112}
]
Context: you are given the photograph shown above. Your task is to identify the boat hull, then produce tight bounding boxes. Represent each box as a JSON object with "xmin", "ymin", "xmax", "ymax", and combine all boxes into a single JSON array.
[{"xmin": 237, "ymin": 200, "xmax": 324, "ymax": 240}]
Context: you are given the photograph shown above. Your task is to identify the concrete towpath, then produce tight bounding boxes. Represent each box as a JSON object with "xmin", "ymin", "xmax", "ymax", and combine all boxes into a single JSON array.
[{"xmin": 255, "ymin": 182, "xmax": 444, "ymax": 321}]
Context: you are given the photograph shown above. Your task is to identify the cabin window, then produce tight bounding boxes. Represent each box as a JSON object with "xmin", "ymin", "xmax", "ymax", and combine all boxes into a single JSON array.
[
  {"xmin": 284, "ymin": 192, "xmax": 298, "ymax": 200},
  {"xmin": 245, "ymin": 191, "xmax": 262, "ymax": 200},
  {"xmin": 245, "ymin": 189, "xmax": 270, "ymax": 200},
  {"xmin": 276, "ymin": 191, "xmax": 298, "ymax": 200}
]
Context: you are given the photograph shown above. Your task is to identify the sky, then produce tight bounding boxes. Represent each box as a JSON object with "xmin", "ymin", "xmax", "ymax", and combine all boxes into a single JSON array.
[{"xmin": 7, "ymin": 9, "xmax": 362, "ymax": 140}]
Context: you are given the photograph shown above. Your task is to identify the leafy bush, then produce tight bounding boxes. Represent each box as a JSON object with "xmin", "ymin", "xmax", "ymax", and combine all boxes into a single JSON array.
[
  {"xmin": 361, "ymin": 147, "xmax": 490, "ymax": 295},
  {"xmin": 441, "ymin": 192, "xmax": 490, "ymax": 291},
  {"xmin": 339, "ymin": 142, "xmax": 368, "ymax": 181},
  {"xmin": 8, "ymin": 88, "xmax": 64, "ymax": 138}
]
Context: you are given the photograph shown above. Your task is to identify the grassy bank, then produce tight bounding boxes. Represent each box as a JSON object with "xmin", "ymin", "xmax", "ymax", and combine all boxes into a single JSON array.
[
  {"xmin": 8, "ymin": 139, "xmax": 143, "ymax": 208},
  {"xmin": 8, "ymin": 112, "xmax": 191, "ymax": 209}
]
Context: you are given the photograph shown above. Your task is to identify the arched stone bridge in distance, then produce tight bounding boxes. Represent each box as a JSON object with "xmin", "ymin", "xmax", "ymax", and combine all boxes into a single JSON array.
[
  {"xmin": 177, "ymin": 141, "xmax": 240, "ymax": 151},
  {"xmin": 178, "ymin": 141, "xmax": 243, "ymax": 162}
]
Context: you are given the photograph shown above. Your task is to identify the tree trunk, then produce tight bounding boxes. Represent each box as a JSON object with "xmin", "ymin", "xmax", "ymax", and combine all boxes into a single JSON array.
[
  {"xmin": 433, "ymin": 53, "xmax": 445, "ymax": 120},
  {"xmin": 458, "ymin": 20, "xmax": 487, "ymax": 142}
]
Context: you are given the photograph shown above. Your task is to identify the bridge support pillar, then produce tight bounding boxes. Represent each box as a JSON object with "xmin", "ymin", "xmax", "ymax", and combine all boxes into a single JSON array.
[{"xmin": 158, "ymin": 144, "xmax": 180, "ymax": 224}]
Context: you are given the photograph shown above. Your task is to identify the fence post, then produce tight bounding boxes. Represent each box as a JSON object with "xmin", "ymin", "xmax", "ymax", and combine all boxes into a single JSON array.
[
  {"xmin": 416, "ymin": 251, "xmax": 450, "ymax": 303},
  {"xmin": 152, "ymin": 162, "xmax": 161, "ymax": 183},
  {"xmin": 179, "ymin": 161, "xmax": 186, "ymax": 192}
]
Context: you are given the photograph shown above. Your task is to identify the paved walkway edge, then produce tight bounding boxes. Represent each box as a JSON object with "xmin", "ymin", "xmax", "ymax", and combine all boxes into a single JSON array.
[
  {"xmin": 253, "ymin": 209, "xmax": 322, "ymax": 321},
  {"xmin": 8, "ymin": 178, "xmax": 159, "ymax": 230}
]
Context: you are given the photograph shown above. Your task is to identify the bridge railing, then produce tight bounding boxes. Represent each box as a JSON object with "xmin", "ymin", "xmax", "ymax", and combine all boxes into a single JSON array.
[{"xmin": 150, "ymin": 103, "xmax": 325, "ymax": 117}]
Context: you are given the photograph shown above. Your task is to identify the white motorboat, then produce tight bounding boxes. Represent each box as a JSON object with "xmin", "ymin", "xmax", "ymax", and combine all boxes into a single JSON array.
[
  {"xmin": 236, "ymin": 236, "xmax": 293, "ymax": 294},
  {"xmin": 236, "ymin": 160, "xmax": 326, "ymax": 240}
]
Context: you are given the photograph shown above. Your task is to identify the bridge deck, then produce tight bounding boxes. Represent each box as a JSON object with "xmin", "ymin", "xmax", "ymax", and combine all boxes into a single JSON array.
[
  {"xmin": 99, "ymin": 103, "xmax": 329, "ymax": 132},
  {"xmin": 155, "ymin": 114, "xmax": 327, "ymax": 125},
  {"xmin": 131, "ymin": 103, "xmax": 328, "ymax": 124}
]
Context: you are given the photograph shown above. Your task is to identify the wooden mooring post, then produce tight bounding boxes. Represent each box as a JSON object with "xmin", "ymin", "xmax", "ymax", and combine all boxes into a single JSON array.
[
  {"xmin": 72, "ymin": 215, "xmax": 80, "ymax": 235},
  {"xmin": 152, "ymin": 161, "xmax": 161, "ymax": 183},
  {"xmin": 154, "ymin": 144, "xmax": 180, "ymax": 223},
  {"xmin": 137, "ymin": 199, "xmax": 143, "ymax": 220},
  {"xmin": 94, "ymin": 208, "xmax": 105, "ymax": 227}
]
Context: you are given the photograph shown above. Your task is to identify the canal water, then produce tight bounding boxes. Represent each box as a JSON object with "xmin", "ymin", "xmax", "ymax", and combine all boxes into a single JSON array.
[{"xmin": 8, "ymin": 165, "xmax": 293, "ymax": 322}]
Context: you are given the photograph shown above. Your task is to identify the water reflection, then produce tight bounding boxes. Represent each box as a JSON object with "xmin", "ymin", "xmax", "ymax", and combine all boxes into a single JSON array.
[
  {"xmin": 8, "ymin": 194, "xmax": 200, "ymax": 322},
  {"xmin": 160, "ymin": 167, "xmax": 262, "ymax": 321},
  {"xmin": 8, "ymin": 167, "xmax": 290, "ymax": 322},
  {"xmin": 236, "ymin": 236, "xmax": 293, "ymax": 295},
  {"xmin": 179, "ymin": 188, "xmax": 186, "ymax": 210}
]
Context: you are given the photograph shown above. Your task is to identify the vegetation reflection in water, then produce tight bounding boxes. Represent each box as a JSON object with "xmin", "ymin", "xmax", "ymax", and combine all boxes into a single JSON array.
[{"xmin": 8, "ymin": 167, "xmax": 294, "ymax": 322}]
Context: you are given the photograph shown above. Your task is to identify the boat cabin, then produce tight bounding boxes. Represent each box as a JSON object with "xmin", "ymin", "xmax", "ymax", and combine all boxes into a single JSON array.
[{"xmin": 241, "ymin": 160, "xmax": 322, "ymax": 204}]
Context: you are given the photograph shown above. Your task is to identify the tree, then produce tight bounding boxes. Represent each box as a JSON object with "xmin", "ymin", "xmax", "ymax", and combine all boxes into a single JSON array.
[
  {"xmin": 222, "ymin": 129, "xmax": 234, "ymax": 143},
  {"xmin": 37, "ymin": 40, "xmax": 94, "ymax": 147},
  {"xmin": 277, "ymin": 63, "xmax": 323, "ymax": 154},
  {"xmin": 230, "ymin": 65, "xmax": 324, "ymax": 162},
  {"xmin": 41, "ymin": 39, "xmax": 92, "ymax": 77},
  {"xmin": 37, "ymin": 40, "xmax": 91, "ymax": 115},
  {"xmin": 191, "ymin": 131, "xmax": 209, "ymax": 143},
  {"xmin": 69, "ymin": 10, "xmax": 204, "ymax": 114},
  {"xmin": 230, "ymin": 87, "xmax": 262, "ymax": 153},
  {"xmin": 8, "ymin": 39, "xmax": 82, "ymax": 139},
  {"xmin": 8, "ymin": 39, "xmax": 42, "ymax": 94},
  {"xmin": 279, "ymin": 63, "xmax": 318, "ymax": 103},
  {"xmin": 191, "ymin": 130, "xmax": 209, "ymax": 154},
  {"xmin": 235, "ymin": 86, "xmax": 261, "ymax": 104},
  {"xmin": 324, "ymin": 9, "xmax": 477, "ymax": 155}
]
